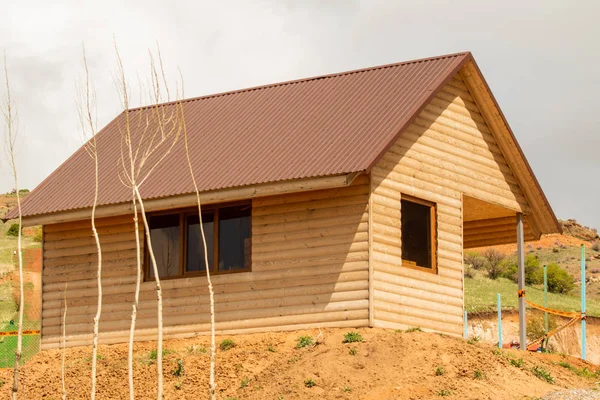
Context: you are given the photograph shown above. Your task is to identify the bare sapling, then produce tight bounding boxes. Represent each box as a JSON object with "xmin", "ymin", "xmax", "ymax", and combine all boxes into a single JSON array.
[
  {"xmin": 76, "ymin": 45, "xmax": 103, "ymax": 400},
  {"xmin": 115, "ymin": 42, "xmax": 183, "ymax": 400},
  {"xmin": 61, "ymin": 284, "xmax": 68, "ymax": 400},
  {"xmin": 178, "ymin": 91, "xmax": 217, "ymax": 399},
  {"xmin": 2, "ymin": 51, "xmax": 24, "ymax": 400}
]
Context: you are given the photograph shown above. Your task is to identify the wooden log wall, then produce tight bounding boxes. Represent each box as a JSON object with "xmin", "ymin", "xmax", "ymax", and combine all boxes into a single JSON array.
[
  {"xmin": 369, "ymin": 73, "xmax": 531, "ymax": 336},
  {"xmin": 41, "ymin": 177, "xmax": 370, "ymax": 349}
]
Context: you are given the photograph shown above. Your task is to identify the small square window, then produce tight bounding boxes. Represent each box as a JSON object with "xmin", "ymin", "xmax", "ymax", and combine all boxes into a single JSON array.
[{"xmin": 401, "ymin": 196, "xmax": 437, "ymax": 272}]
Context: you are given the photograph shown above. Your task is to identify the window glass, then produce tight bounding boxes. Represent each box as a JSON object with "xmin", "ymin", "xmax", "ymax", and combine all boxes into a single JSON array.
[
  {"xmin": 218, "ymin": 206, "xmax": 251, "ymax": 271},
  {"xmin": 148, "ymin": 214, "xmax": 181, "ymax": 278},
  {"xmin": 186, "ymin": 213, "xmax": 214, "ymax": 272},
  {"xmin": 401, "ymin": 199, "xmax": 432, "ymax": 269}
]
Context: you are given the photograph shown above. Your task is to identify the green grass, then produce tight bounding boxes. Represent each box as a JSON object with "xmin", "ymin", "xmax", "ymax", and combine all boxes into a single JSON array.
[
  {"xmin": 0, "ymin": 334, "xmax": 40, "ymax": 367},
  {"xmin": 465, "ymin": 274, "xmax": 600, "ymax": 317}
]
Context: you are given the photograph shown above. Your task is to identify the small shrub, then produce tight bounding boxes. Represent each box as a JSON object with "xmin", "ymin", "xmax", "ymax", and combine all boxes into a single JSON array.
[
  {"xmin": 6, "ymin": 223, "xmax": 20, "ymax": 237},
  {"xmin": 464, "ymin": 252, "xmax": 486, "ymax": 270},
  {"xmin": 483, "ymin": 248, "xmax": 506, "ymax": 280},
  {"xmin": 405, "ymin": 327, "xmax": 422, "ymax": 333},
  {"xmin": 266, "ymin": 344, "xmax": 276, "ymax": 353},
  {"xmin": 576, "ymin": 367, "xmax": 596, "ymax": 379},
  {"xmin": 531, "ymin": 366, "xmax": 554, "ymax": 384},
  {"xmin": 464, "ymin": 263, "xmax": 475, "ymax": 279},
  {"xmin": 296, "ymin": 335, "xmax": 314, "ymax": 348},
  {"xmin": 436, "ymin": 389, "xmax": 452, "ymax": 397},
  {"xmin": 510, "ymin": 357, "xmax": 524, "ymax": 368},
  {"xmin": 546, "ymin": 263, "xmax": 575, "ymax": 294},
  {"xmin": 172, "ymin": 359, "xmax": 184, "ymax": 376},
  {"xmin": 343, "ymin": 331, "xmax": 363, "ymax": 343},
  {"xmin": 288, "ymin": 357, "xmax": 299, "ymax": 364},
  {"xmin": 527, "ymin": 314, "xmax": 558, "ymax": 342},
  {"xmin": 174, "ymin": 381, "xmax": 182, "ymax": 390},
  {"xmin": 240, "ymin": 378, "xmax": 251, "ymax": 389},
  {"xmin": 557, "ymin": 361, "xmax": 572, "ymax": 370},
  {"xmin": 349, "ymin": 347, "xmax": 357, "ymax": 356},
  {"xmin": 32, "ymin": 229, "xmax": 43, "ymax": 242},
  {"xmin": 473, "ymin": 370, "xmax": 483, "ymax": 379},
  {"xmin": 220, "ymin": 339, "xmax": 236, "ymax": 351},
  {"xmin": 186, "ymin": 344, "xmax": 207, "ymax": 354},
  {"xmin": 435, "ymin": 365, "xmax": 445, "ymax": 376},
  {"xmin": 343, "ymin": 386, "xmax": 351, "ymax": 392},
  {"xmin": 467, "ymin": 336, "xmax": 481, "ymax": 345},
  {"xmin": 149, "ymin": 348, "xmax": 173, "ymax": 360},
  {"xmin": 592, "ymin": 240, "xmax": 600, "ymax": 252},
  {"xmin": 304, "ymin": 378, "xmax": 316, "ymax": 388}
]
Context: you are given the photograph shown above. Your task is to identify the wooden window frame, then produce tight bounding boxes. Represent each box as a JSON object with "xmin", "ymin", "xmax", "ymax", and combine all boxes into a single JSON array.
[
  {"xmin": 400, "ymin": 194, "xmax": 438, "ymax": 274},
  {"xmin": 144, "ymin": 201, "xmax": 252, "ymax": 281}
]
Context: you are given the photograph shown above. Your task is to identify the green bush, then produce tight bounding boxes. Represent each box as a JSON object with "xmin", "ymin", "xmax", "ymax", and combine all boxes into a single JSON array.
[
  {"xmin": 219, "ymin": 339, "xmax": 236, "ymax": 351},
  {"xmin": 503, "ymin": 254, "xmax": 542, "ymax": 285},
  {"xmin": 546, "ymin": 263, "xmax": 575, "ymax": 294},
  {"xmin": 32, "ymin": 229, "xmax": 43, "ymax": 243},
  {"xmin": 483, "ymin": 248, "xmax": 506, "ymax": 280},
  {"xmin": 295, "ymin": 336, "xmax": 314, "ymax": 348},
  {"xmin": 343, "ymin": 331, "xmax": 363, "ymax": 343},
  {"xmin": 527, "ymin": 315, "xmax": 557, "ymax": 342},
  {"xmin": 6, "ymin": 223, "xmax": 20, "ymax": 237},
  {"xmin": 464, "ymin": 252, "xmax": 486, "ymax": 270}
]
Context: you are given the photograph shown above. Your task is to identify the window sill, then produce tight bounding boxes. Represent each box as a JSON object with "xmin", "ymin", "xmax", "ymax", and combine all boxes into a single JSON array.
[
  {"xmin": 144, "ymin": 267, "xmax": 252, "ymax": 282},
  {"xmin": 401, "ymin": 260, "xmax": 437, "ymax": 274}
]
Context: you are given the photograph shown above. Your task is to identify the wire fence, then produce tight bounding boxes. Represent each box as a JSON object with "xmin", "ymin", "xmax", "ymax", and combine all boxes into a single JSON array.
[{"xmin": 0, "ymin": 248, "xmax": 41, "ymax": 368}]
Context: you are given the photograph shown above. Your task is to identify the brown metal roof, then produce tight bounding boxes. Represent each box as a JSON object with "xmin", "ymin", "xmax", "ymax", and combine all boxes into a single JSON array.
[{"xmin": 8, "ymin": 52, "xmax": 472, "ymax": 220}]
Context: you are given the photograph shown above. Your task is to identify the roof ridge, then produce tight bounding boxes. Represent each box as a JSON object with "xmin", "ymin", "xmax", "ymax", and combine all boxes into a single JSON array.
[{"xmin": 128, "ymin": 51, "xmax": 472, "ymax": 113}]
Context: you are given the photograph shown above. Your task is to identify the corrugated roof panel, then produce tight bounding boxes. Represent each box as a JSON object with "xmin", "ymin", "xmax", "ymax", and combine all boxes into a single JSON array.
[{"xmin": 9, "ymin": 52, "xmax": 471, "ymax": 219}]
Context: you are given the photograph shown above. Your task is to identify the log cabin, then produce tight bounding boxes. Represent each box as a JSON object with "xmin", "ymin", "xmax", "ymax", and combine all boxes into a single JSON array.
[{"xmin": 5, "ymin": 52, "xmax": 561, "ymax": 349}]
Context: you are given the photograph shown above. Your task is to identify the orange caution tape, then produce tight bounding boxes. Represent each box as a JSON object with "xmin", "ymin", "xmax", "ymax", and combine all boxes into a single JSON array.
[
  {"xmin": 527, "ymin": 316, "xmax": 581, "ymax": 349},
  {"xmin": 518, "ymin": 290, "xmax": 526, "ymax": 298},
  {"xmin": 0, "ymin": 330, "xmax": 40, "ymax": 337},
  {"xmin": 525, "ymin": 300, "xmax": 582, "ymax": 318}
]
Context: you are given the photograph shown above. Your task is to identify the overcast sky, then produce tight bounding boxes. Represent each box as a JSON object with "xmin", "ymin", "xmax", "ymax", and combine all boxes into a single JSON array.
[{"xmin": 1, "ymin": 0, "xmax": 599, "ymax": 229}]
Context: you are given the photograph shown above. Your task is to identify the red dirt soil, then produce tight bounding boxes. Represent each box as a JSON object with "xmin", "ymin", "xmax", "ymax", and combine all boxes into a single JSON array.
[
  {"xmin": 472, "ymin": 233, "xmax": 591, "ymax": 255},
  {"xmin": 1, "ymin": 328, "xmax": 598, "ymax": 399}
]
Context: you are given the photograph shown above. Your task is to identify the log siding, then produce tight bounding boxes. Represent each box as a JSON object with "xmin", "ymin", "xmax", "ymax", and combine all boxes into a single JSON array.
[
  {"xmin": 369, "ymin": 74, "xmax": 530, "ymax": 335},
  {"xmin": 41, "ymin": 177, "xmax": 370, "ymax": 349}
]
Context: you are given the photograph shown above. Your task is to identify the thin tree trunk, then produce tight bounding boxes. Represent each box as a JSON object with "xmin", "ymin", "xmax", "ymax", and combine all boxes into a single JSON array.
[
  {"xmin": 61, "ymin": 284, "xmax": 68, "ymax": 400},
  {"xmin": 3, "ymin": 51, "xmax": 24, "ymax": 400},
  {"xmin": 89, "ymin": 151, "xmax": 102, "ymax": 400},
  {"xmin": 180, "ymin": 107, "xmax": 217, "ymax": 399},
  {"xmin": 127, "ymin": 196, "xmax": 141, "ymax": 400},
  {"xmin": 134, "ymin": 186, "xmax": 163, "ymax": 399},
  {"xmin": 79, "ymin": 47, "xmax": 103, "ymax": 400}
]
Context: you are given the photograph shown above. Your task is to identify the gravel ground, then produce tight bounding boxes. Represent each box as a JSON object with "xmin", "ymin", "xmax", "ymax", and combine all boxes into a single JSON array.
[{"xmin": 542, "ymin": 389, "xmax": 600, "ymax": 400}]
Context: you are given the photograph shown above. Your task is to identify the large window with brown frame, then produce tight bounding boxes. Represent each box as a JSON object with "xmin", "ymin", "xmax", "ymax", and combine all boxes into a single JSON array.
[
  {"xmin": 400, "ymin": 195, "xmax": 437, "ymax": 273},
  {"xmin": 146, "ymin": 203, "xmax": 251, "ymax": 280}
]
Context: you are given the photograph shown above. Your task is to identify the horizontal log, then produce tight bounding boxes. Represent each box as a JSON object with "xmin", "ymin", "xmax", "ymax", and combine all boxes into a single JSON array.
[
  {"xmin": 372, "ymin": 263, "xmax": 462, "ymax": 293},
  {"xmin": 253, "ymin": 251, "xmax": 368, "ymax": 271},
  {"xmin": 253, "ymin": 193, "xmax": 368, "ymax": 217},
  {"xmin": 253, "ymin": 180, "xmax": 368, "ymax": 209},
  {"xmin": 44, "ymin": 289, "xmax": 370, "ymax": 326},
  {"xmin": 373, "ymin": 280, "xmax": 462, "ymax": 308},
  {"xmin": 253, "ymin": 221, "xmax": 368, "ymax": 245},
  {"xmin": 252, "ymin": 241, "xmax": 369, "ymax": 263},
  {"xmin": 374, "ymin": 297, "xmax": 462, "ymax": 326},
  {"xmin": 253, "ymin": 203, "xmax": 368, "ymax": 226},
  {"xmin": 252, "ymin": 212, "xmax": 368, "ymax": 235},
  {"xmin": 43, "ymin": 299, "xmax": 370, "ymax": 335},
  {"xmin": 253, "ymin": 231, "xmax": 368, "ymax": 254}
]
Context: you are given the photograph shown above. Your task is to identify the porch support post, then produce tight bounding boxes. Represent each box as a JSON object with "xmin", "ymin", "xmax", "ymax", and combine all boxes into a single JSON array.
[{"xmin": 517, "ymin": 212, "xmax": 527, "ymax": 350}]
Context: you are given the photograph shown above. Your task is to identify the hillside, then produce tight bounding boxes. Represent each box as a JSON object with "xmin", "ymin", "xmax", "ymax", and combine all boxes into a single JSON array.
[{"xmin": 1, "ymin": 328, "xmax": 599, "ymax": 399}]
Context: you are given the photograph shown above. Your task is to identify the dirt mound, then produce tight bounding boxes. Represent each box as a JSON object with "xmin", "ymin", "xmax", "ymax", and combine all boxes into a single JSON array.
[
  {"xmin": 561, "ymin": 219, "xmax": 599, "ymax": 242},
  {"xmin": 1, "ymin": 328, "xmax": 598, "ymax": 399}
]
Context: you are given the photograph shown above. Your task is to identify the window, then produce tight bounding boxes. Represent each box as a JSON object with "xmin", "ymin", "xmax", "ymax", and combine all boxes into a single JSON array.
[
  {"xmin": 401, "ymin": 196, "xmax": 436, "ymax": 272},
  {"xmin": 146, "ymin": 203, "xmax": 251, "ymax": 279}
]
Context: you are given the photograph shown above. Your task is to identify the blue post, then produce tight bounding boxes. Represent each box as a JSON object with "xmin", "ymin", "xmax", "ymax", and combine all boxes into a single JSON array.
[
  {"xmin": 581, "ymin": 245, "xmax": 586, "ymax": 361},
  {"xmin": 497, "ymin": 293, "xmax": 502, "ymax": 348},
  {"xmin": 464, "ymin": 310, "xmax": 468, "ymax": 339}
]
